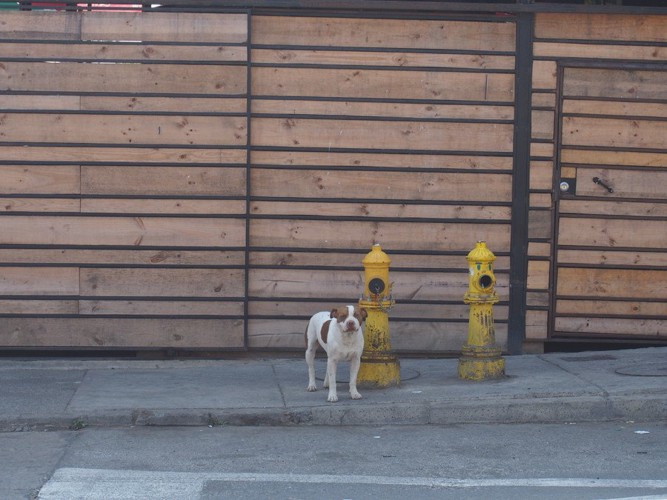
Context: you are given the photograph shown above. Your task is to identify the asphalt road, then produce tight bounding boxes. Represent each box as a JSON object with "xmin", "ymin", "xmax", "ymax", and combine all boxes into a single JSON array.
[{"xmin": 3, "ymin": 422, "xmax": 666, "ymax": 499}]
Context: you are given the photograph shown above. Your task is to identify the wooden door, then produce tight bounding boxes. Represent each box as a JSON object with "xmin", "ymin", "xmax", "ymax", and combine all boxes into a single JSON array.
[{"xmin": 553, "ymin": 65, "xmax": 667, "ymax": 342}]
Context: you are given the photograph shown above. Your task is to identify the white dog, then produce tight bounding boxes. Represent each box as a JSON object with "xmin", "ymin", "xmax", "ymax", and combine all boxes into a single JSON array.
[{"xmin": 305, "ymin": 305, "xmax": 367, "ymax": 402}]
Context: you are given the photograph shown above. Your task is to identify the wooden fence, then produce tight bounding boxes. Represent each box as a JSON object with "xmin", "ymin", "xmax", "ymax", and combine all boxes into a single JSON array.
[{"xmin": 0, "ymin": 6, "xmax": 665, "ymax": 353}]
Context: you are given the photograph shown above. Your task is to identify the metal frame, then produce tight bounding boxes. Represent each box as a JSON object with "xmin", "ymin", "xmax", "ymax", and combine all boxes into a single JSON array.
[{"xmin": 506, "ymin": 11, "xmax": 533, "ymax": 354}]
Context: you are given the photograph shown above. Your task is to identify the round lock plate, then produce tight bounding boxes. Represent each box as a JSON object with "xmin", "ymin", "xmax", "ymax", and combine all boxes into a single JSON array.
[
  {"xmin": 478, "ymin": 274, "xmax": 493, "ymax": 289},
  {"xmin": 368, "ymin": 278, "xmax": 386, "ymax": 295}
]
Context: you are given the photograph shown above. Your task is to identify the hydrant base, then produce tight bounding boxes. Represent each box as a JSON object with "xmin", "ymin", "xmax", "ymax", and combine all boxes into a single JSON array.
[
  {"xmin": 357, "ymin": 357, "xmax": 400, "ymax": 389},
  {"xmin": 458, "ymin": 355, "xmax": 505, "ymax": 381}
]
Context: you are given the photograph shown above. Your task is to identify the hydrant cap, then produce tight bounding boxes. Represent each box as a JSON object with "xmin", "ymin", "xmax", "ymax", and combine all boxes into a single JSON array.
[
  {"xmin": 466, "ymin": 241, "xmax": 496, "ymax": 264},
  {"xmin": 363, "ymin": 244, "xmax": 391, "ymax": 267}
]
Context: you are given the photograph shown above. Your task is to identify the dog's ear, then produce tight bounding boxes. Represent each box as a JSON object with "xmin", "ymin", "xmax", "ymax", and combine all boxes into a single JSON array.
[
  {"xmin": 329, "ymin": 308, "xmax": 338, "ymax": 319},
  {"xmin": 359, "ymin": 308, "xmax": 368, "ymax": 322}
]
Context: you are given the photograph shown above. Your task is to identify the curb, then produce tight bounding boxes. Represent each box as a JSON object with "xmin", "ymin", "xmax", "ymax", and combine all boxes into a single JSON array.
[{"xmin": 1, "ymin": 395, "xmax": 664, "ymax": 431}]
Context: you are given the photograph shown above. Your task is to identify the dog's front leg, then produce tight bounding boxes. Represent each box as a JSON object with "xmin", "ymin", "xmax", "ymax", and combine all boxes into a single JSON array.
[
  {"xmin": 305, "ymin": 345, "xmax": 317, "ymax": 392},
  {"xmin": 349, "ymin": 356, "xmax": 362, "ymax": 400},
  {"xmin": 326, "ymin": 358, "xmax": 338, "ymax": 402}
]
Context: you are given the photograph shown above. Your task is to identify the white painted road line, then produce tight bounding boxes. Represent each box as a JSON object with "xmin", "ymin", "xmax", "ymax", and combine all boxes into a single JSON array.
[{"xmin": 38, "ymin": 467, "xmax": 667, "ymax": 499}]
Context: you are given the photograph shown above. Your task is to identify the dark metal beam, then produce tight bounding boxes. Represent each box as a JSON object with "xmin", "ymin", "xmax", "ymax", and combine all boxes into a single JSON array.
[
  {"xmin": 507, "ymin": 11, "xmax": 533, "ymax": 355},
  {"xmin": 15, "ymin": 0, "xmax": 667, "ymax": 15}
]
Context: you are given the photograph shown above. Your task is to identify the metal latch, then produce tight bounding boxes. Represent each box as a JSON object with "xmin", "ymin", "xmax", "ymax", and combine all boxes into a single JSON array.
[{"xmin": 592, "ymin": 176, "xmax": 614, "ymax": 193}]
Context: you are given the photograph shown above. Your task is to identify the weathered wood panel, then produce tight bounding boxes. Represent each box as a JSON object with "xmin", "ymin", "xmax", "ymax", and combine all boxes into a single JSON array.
[
  {"xmin": 0, "ymin": 249, "xmax": 245, "ymax": 267},
  {"xmin": 0, "ymin": 42, "xmax": 247, "ymax": 62},
  {"xmin": 0, "ymin": 12, "xmax": 248, "ymax": 44},
  {"xmin": 529, "ymin": 161, "xmax": 554, "ymax": 191},
  {"xmin": 525, "ymin": 310, "xmax": 549, "ymax": 339},
  {"xmin": 251, "ymin": 151, "xmax": 513, "ymax": 170},
  {"xmin": 557, "ymin": 300, "xmax": 667, "ymax": 317},
  {"xmin": 556, "ymin": 249, "xmax": 667, "ymax": 268},
  {"xmin": 560, "ymin": 149, "xmax": 667, "ymax": 169},
  {"xmin": 557, "ymin": 268, "xmax": 667, "ymax": 299},
  {"xmin": 0, "ymin": 216, "xmax": 246, "ymax": 247},
  {"xmin": 0, "ymin": 318, "xmax": 245, "ymax": 348},
  {"xmin": 80, "ymin": 268, "xmax": 245, "ymax": 297},
  {"xmin": 1, "ymin": 62, "xmax": 247, "ymax": 95},
  {"xmin": 250, "ymin": 201, "xmax": 511, "ymax": 220},
  {"xmin": 554, "ymin": 317, "xmax": 666, "ymax": 337},
  {"xmin": 562, "ymin": 99, "xmax": 667, "ymax": 119},
  {"xmin": 0, "ymin": 146, "xmax": 247, "ymax": 164},
  {"xmin": 559, "ymin": 199, "xmax": 667, "ymax": 218},
  {"xmin": 0, "ymin": 165, "xmax": 80, "ymax": 194},
  {"xmin": 250, "ymin": 220, "xmax": 511, "ymax": 251},
  {"xmin": 1, "ymin": 198, "xmax": 80, "ymax": 213},
  {"xmin": 252, "ymin": 99, "xmax": 513, "ymax": 121},
  {"xmin": 535, "ymin": 13, "xmax": 667, "ymax": 43},
  {"xmin": 563, "ymin": 67, "xmax": 667, "ymax": 100},
  {"xmin": 0, "ymin": 300, "xmax": 78, "ymax": 315},
  {"xmin": 527, "ymin": 261, "xmax": 550, "ymax": 290},
  {"xmin": 251, "ymin": 48, "xmax": 514, "ymax": 70},
  {"xmin": 558, "ymin": 217, "xmax": 667, "ymax": 249},
  {"xmin": 78, "ymin": 300, "xmax": 244, "ymax": 316},
  {"xmin": 562, "ymin": 116, "xmax": 667, "ymax": 150},
  {"xmin": 535, "ymin": 42, "xmax": 667, "ymax": 62},
  {"xmin": 251, "ymin": 169, "xmax": 512, "ymax": 202},
  {"xmin": 0, "ymin": 11, "xmax": 81, "ymax": 40},
  {"xmin": 81, "ymin": 199, "xmax": 246, "ymax": 216},
  {"xmin": 0, "ymin": 95, "xmax": 246, "ymax": 114},
  {"xmin": 573, "ymin": 168, "xmax": 667, "ymax": 200},
  {"xmin": 252, "ymin": 118, "xmax": 513, "ymax": 152},
  {"xmin": 81, "ymin": 12, "xmax": 248, "ymax": 43},
  {"xmin": 81, "ymin": 166, "xmax": 246, "ymax": 196},
  {"xmin": 532, "ymin": 60, "xmax": 557, "ymax": 90},
  {"xmin": 252, "ymin": 16, "xmax": 516, "ymax": 51},
  {"xmin": 252, "ymin": 67, "xmax": 515, "ymax": 102},
  {"xmin": 0, "ymin": 267, "xmax": 79, "ymax": 295},
  {"xmin": 0, "ymin": 114, "xmax": 247, "ymax": 146}
]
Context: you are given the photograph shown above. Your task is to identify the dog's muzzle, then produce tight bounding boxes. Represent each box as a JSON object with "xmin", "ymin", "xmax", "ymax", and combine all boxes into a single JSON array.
[{"xmin": 343, "ymin": 320, "xmax": 359, "ymax": 332}]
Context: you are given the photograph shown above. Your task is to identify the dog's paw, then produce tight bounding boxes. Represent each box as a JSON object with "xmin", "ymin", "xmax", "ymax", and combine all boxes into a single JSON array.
[
  {"xmin": 350, "ymin": 391, "xmax": 362, "ymax": 400},
  {"xmin": 327, "ymin": 393, "xmax": 338, "ymax": 403},
  {"xmin": 307, "ymin": 384, "xmax": 317, "ymax": 392}
]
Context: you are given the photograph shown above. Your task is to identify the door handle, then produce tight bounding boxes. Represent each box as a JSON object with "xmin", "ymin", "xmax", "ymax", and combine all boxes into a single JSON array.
[{"xmin": 592, "ymin": 177, "xmax": 614, "ymax": 193}]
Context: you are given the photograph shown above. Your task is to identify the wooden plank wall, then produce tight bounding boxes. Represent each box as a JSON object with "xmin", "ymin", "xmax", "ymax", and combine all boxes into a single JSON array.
[
  {"xmin": 247, "ymin": 15, "xmax": 516, "ymax": 352},
  {"xmin": 0, "ymin": 10, "xmax": 517, "ymax": 353},
  {"xmin": 526, "ymin": 13, "xmax": 667, "ymax": 346},
  {"xmin": 0, "ymin": 11, "xmax": 249, "ymax": 349}
]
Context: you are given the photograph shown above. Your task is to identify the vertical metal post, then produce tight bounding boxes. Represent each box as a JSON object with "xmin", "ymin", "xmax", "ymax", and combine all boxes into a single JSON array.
[
  {"xmin": 508, "ymin": 11, "xmax": 534, "ymax": 355},
  {"xmin": 243, "ymin": 9, "xmax": 253, "ymax": 349}
]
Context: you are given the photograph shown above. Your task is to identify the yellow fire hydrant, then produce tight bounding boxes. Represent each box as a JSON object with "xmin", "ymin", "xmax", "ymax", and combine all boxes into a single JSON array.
[
  {"xmin": 458, "ymin": 241, "xmax": 506, "ymax": 381},
  {"xmin": 357, "ymin": 244, "xmax": 400, "ymax": 388}
]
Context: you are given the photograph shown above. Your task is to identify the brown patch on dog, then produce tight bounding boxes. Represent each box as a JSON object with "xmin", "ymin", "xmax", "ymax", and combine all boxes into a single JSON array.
[
  {"xmin": 331, "ymin": 306, "xmax": 350, "ymax": 323},
  {"xmin": 355, "ymin": 308, "xmax": 368, "ymax": 323},
  {"xmin": 320, "ymin": 319, "xmax": 331, "ymax": 345}
]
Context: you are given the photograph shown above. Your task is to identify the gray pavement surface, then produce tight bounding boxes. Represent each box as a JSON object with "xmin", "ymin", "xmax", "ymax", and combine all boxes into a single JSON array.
[{"xmin": 0, "ymin": 347, "xmax": 665, "ymax": 430}]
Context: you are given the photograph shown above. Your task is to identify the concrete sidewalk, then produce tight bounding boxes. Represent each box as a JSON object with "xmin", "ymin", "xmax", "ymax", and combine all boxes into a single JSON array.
[{"xmin": 0, "ymin": 347, "xmax": 665, "ymax": 431}]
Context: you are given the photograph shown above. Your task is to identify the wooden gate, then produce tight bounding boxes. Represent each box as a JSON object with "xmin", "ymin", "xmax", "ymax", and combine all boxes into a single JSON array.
[{"xmin": 553, "ymin": 64, "xmax": 667, "ymax": 342}]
